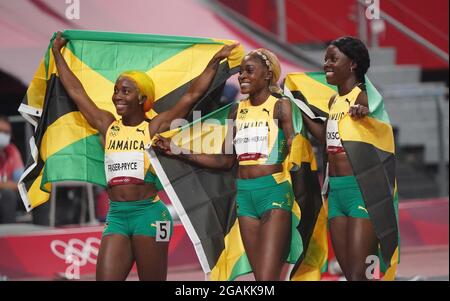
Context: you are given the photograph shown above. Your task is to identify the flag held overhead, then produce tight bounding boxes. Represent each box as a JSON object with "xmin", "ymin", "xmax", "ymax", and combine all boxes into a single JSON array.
[{"xmin": 18, "ymin": 30, "xmax": 244, "ymax": 211}]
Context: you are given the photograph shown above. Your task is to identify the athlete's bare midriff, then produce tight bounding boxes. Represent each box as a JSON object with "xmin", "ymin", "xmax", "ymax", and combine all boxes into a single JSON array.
[
  {"xmin": 238, "ymin": 164, "xmax": 283, "ymax": 179},
  {"xmin": 107, "ymin": 182, "xmax": 158, "ymax": 201},
  {"xmin": 328, "ymin": 152, "xmax": 354, "ymax": 177}
]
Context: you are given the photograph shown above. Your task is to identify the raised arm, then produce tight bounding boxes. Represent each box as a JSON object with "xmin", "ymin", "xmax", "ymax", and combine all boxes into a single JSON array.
[
  {"xmin": 149, "ymin": 43, "xmax": 239, "ymax": 136},
  {"xmin": 51, "ymin": 32, "xmax": 114, "ymax": 137}
]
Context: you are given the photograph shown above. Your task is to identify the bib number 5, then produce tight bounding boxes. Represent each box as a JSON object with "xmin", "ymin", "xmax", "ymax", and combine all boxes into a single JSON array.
[{"xmin": 156, "ymin": 221, "xmax": 171, "ymax": 242}]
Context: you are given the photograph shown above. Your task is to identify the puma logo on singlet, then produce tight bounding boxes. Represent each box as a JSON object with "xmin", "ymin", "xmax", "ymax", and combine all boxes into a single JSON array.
[
  {"xmin": 272, "ymin": 202, "xmax": 283, "ymax": 208},
  {"xmin": 136, "ymin": 128, "xmax": 145, "ymax": 135},
  {"xmin": 345, "ymin": 98, "xmax": 351, "ymax": 106},
  {"xmin": 262, "ymin": 108, "xmax": 270, "ymax": 116}
]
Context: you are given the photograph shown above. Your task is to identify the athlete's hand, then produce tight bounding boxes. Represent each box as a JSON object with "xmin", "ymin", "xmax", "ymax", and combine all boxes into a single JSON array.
[
  {"xmin": 154, "ymin": 135, "xmax": 177, "ymax": 156},
  {"xmin": 349, "ymin": 104, "xmax": 369, "ymax": 119},
  {"xmin": 52, "ymin": 31, "xmax": 68, "ymax": 53},
  {"xmin": 213, "ymin": 42, "xmax": 240, "ymax": 61}
]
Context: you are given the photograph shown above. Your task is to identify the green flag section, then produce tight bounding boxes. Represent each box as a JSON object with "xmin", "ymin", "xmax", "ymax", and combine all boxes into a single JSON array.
[
  {"xmin": 284, "ymin": 72, "xmax": 400, "ymax": 281},
  {"xmin": 150, "ymin": 94, "xmax": 322, "ymax": 280},
  {"xmin": 18, "ymin": 30, "xmax": 244, "ymax": 211}
]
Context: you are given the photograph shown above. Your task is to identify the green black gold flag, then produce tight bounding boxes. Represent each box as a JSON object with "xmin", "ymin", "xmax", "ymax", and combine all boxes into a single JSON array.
[
  {"xmin": 148, "ymin": 104, "xmax": 250, "ymax": 280},
  {"xmin": 285, "ymin": 72, "xmax": 400, "ymax": 281},
  {"xmin": 150, "ymin": 92, "xmax": 322, "ymax": 280},
  {"xmin": 18, "ymin": 30, "xmax": 244, "ymax": 211}
]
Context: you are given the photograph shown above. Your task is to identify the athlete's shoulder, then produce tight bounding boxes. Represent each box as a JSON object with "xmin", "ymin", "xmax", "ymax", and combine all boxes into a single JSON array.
[
  {"xmin": 228, "ymin": 101, "xmax": 241, "ymax": 120},
  {"xmin": 274, "ymin": 96, "xmax": 292, "ymax": 111},
  {"xmin": 106, "ymin": 118, "xmax": 120, "ymax": 130},
  {"xmin": 328, "ymin": 93, "xmax": 338, "ymax": 110},
  {"xmin": 355, "ymin": 88, "xmax": 368, "ymax": 107},
  {"xmin": 275, "ymin": 95, "xmax": 291, "ymax": 104},
  {"xmin": 237, "ymin": 97, "xmax": 250, "ymax": 104}
]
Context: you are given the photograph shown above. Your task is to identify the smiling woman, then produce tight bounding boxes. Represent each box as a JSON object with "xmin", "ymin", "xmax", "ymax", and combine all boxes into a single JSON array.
[
  {"xmin": 155, "ymin": 48, "xmax": 300, "ymax": 281},
  {"xmin": 114, "ymin": 70, "xmax": 155, "ymax": 114},
  {"xmin": 50, "ymin": 31, "xmax": 238, "ymax": 281},
  {"xmin": 300, "ymin": 36, "xmax": 396, "ymax": 281}
]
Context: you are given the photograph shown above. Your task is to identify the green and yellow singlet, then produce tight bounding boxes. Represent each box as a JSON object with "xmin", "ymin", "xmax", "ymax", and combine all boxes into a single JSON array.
[
  {"xmin": 327, "ymin": 86, "xmax": 362, "ymax": 154},
  {"xmin": 104, "ymin": 119, "xmax": 157, "ymax": 186},
  {"xmin": 234, "ymin": 95, "xmax": 288, "ymax": 166}
]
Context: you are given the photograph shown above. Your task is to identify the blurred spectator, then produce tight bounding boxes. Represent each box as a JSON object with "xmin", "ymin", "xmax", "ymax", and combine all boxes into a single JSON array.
[
  {"xmin": 0, "ymin": 115, "xmax": 24, "ymax": 223},
  {"xmin": 220, "ymin": 83, "xmax": 239, "ymax": 105}
]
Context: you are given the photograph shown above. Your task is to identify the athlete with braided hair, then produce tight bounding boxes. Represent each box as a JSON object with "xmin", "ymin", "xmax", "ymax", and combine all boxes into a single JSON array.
[
  {"xmin": 156, "ymin": 49, "xmax": 298, "ymax": 280},
  {"xmin": 302, "ymin": 36, "xmax": 379, "ymax": 280},
  {"xmin": 52, "ymin": 31, "xmax": 238, "ymax": 280}
]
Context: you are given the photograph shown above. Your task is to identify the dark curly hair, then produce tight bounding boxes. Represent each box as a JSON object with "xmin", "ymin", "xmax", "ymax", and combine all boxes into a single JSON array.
[{"xmin": 331, "ymin": 36, "xmax": 370, "ymax": 84}]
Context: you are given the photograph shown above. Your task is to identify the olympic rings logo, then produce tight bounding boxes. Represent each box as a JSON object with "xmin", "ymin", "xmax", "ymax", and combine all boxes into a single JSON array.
[{"xmin": 50, "ymin": 237, "xmax": 101, "ymax": 266}]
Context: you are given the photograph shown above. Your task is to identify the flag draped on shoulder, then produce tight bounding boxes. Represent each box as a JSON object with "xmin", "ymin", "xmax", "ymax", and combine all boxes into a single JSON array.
[
  {"xmin": 284, "ymin": 72, "xmax": 400, "ymax": 280},
  {"xmin": 18, "ymin": 29, "xmax": 244, "ymax": 211},
  {"xmin": 284, "ymin": 73, "xmax": 330, "ymax": 280},
  {"xmin": 149, "ymin": 103, "xmax": 248, "ymax": 280},
  {"xmin": 150, "ymin": 90, "xmax": 322, "ymax": 280}
]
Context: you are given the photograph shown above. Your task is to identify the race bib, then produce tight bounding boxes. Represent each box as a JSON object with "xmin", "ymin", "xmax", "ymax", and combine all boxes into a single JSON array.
[
  {"xmin": 105, "ymin": 151, "xmax": 145, "ymax": 185},
  {"xmin": 326, "ymin": 119, "xmax": 344, "ymax": 153},
  {"xmin": 234, "ymin": 126, "xmax": 269, "ymax": 161}
]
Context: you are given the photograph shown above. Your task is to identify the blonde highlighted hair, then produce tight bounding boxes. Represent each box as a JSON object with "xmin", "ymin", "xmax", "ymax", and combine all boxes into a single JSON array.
[{"xmin": 246, "ymin": 48, "xmax": 282, "ymax": 94}]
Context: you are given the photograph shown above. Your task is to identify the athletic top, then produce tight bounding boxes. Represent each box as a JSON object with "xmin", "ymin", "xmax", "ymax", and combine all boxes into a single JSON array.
[
  {"xmin": 234, "ymin": 95, "xmax": 288, "ymax": 165},
  {"xmin": 104, "ymin": 119, "xmax": 158, "ymax": 186},
  {"xmin": 327, "ymin": 86, "xmax": 362, "ymax": 154}
]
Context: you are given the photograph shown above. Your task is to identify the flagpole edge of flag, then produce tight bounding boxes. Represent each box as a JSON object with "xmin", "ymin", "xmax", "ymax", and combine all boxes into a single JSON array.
[
  {"xmin": 18, "ymin": 104, "xmax": 42, "ymax": 128},
  {"xmin": 18, "ymin": 135, "xmax": 40, "ymax": 212},
  {"xmin": 17, "ymin": 182, "xmax": 32, "ymax": 212}
]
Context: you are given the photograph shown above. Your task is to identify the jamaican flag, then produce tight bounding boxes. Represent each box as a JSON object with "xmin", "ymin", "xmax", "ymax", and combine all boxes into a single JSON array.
[
  {"xmin": 148, "ymin": 104, "xmax": 248, "ymax": 280},
  {"xmin": 284, "ymin": 72, "xmax": 400, "ymax": 281},
  {"xmin": 17, "ymin": 30, "xmax": 244, "ymax": 211},
  {"xmin": 149, "ymin": 93, "xmax": 322, "ymax": 280},
  {"xmin": 283, "ymin": 93, "xmax": 327, "ymax": 281}
]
